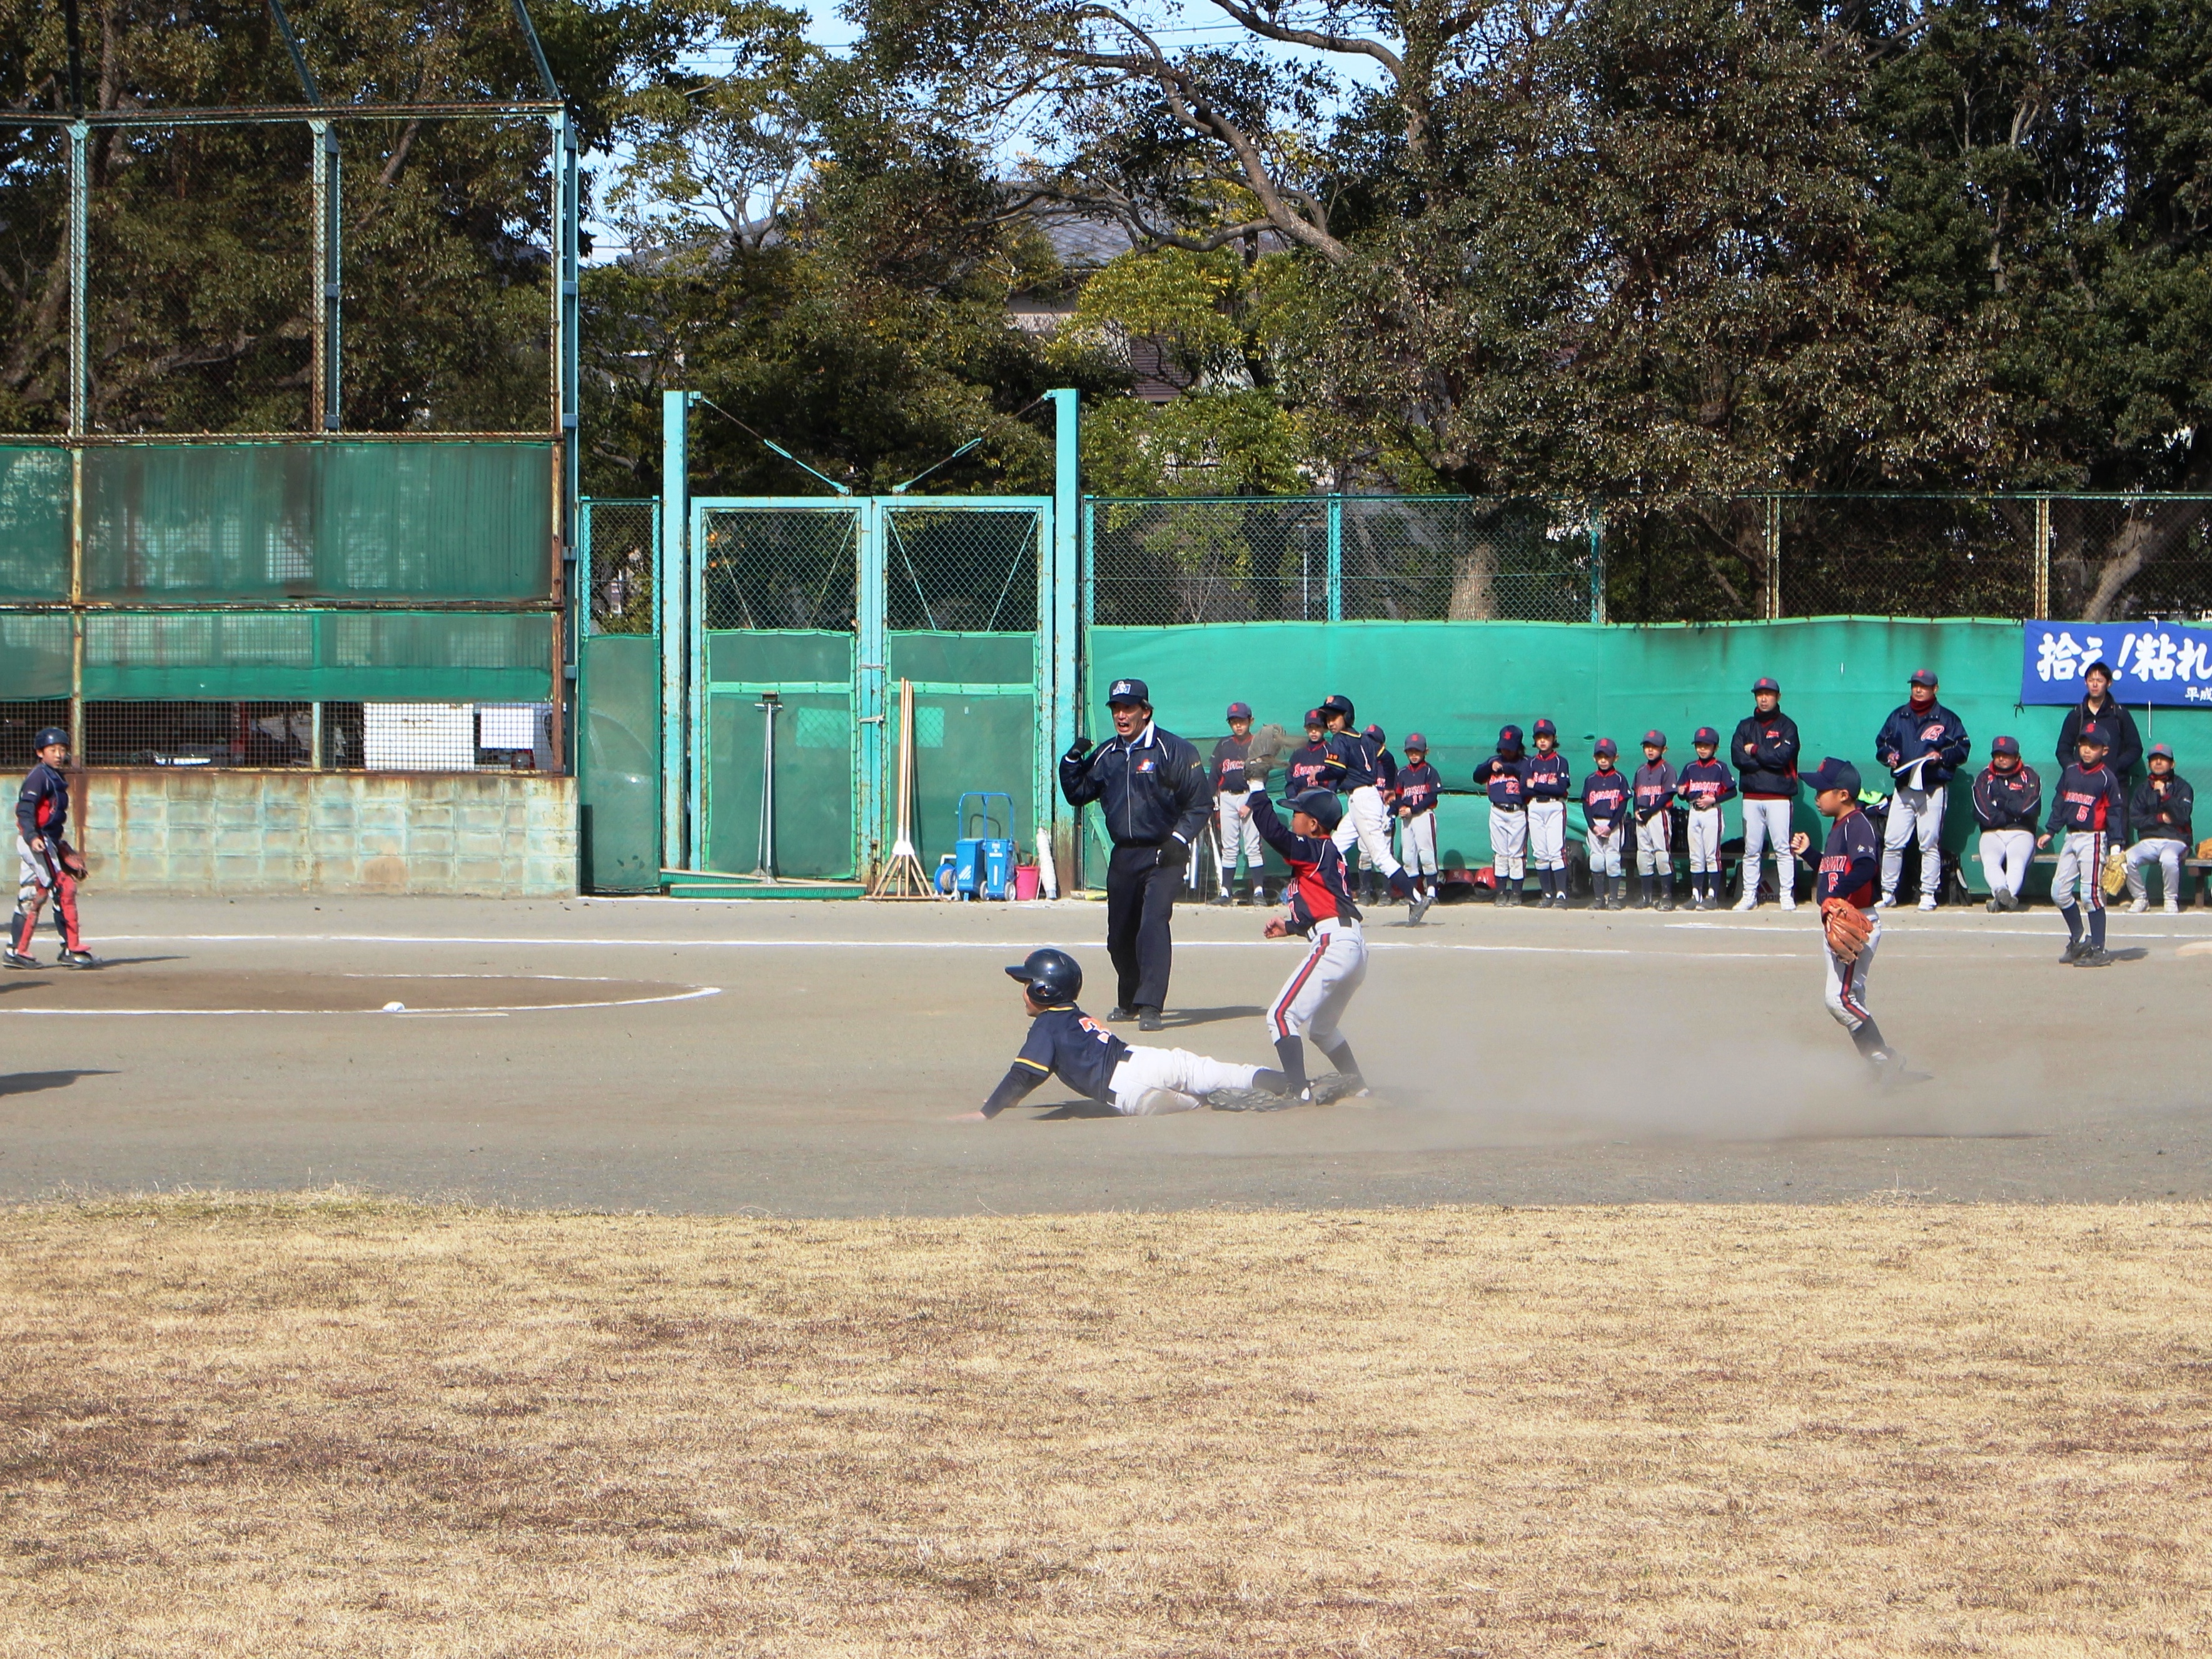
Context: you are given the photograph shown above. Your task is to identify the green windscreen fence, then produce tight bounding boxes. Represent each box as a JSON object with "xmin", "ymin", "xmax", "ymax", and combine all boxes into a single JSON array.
[
  {"xmin": 0, "ymin": 448, "xmax": 71, "ymax": 600},
  {"xmin": 580, "ymin": 633, "xmax": 660, "ymax": 891},
  {"xmin": 81, "ymin": 442, "xmax": 553, "ymax": 602},
  {"xmin": 705, "ymin": 630, "xmax": 855, "ymax": 879},
  {"xmin": 889, "ymin": 632, "xmax": 1036, "ymax": 877},
  {"xmin": 1088, "ymin": 617, "xmax": 2212, "ymax": 892}
]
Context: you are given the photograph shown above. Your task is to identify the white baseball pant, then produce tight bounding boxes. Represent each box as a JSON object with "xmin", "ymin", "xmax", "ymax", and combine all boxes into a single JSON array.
[
  {"xmin": 1686, "ymin": 805, "xmax": 1722, "ymax": 874},
  {"xmin": 1399, "ymin": 810, "xmax": 1438, "ymax": 877},
  {"xmin": 1978, "ymin": 828, "xmax": 2034, "ymax": 899},
  {"xmin": 2052, "ymin": 828, "xmax": 2106, "ymax": 912},
  {"xmin": 1487, "ymin": 805, "xmax": 1527, "ymax": 878},
  {"xmin": 1331, "ymin": 785, "xmax": 1403, "ymax": 878},
  {"xmin": 1881, "ymin": 784, "xmax": 1946, "ymax": 900},
  {"xmin": 1739, "ymin": 797, "xmax": 1794, "ymax": 902},
  {"xmin": 1216, "ymin": 794, "xmax": 1263, "ymax": 878},
  {"xmin": 1106, "ymin": 1046, "xmax": 1263, "ymax": 1115},
  {"xmin": 1585, "ymin": 823, "xmax": 1624, "ymax": 877},
  {"xmin": 1821, "ymin": 909, "xmax": 1881, "ymax": 1034},
  {"xmin": 2125, "ymin": 838, "xmax": 2184, "ymax": 905},
  {"xmin": 1266, "ymin": 917, "xmax": 1368, "ymax": 1045},
  {"xmin": 1634, "ymin": 812, "xmax": 1670, "ymax": 874},
  {"xmin": 1528, "ymin": 799, "xmax": 1567, "ymax": 871}
]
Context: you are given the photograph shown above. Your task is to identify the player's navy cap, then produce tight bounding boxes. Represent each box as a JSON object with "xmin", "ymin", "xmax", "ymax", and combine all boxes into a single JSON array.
[
  {"xmin": 1909, "ymin": 667, "xmax": 1939, "ymax": 688},
  {"xmin": 1403, "ymin": 731, "xmax": 1428, "ymax": 751},
  {"xmin": 1320, "ymin": 693, "xmax": 1355, "ymax": 719},
  {"xmin": 1226, "ymin": 700, "xmax": 1252, "ymax": 720},
  {"xmin": 1303, "ymin": 707, "xmax": 1326, "ymax": 728},
  {"xmin": 1642, "ymin": 729, "xmax": 1666, "ymax": 748},
  {"xmin": 1288, "ymin": 788, "xmax": 1343, "ymax": 830},
  {"xmin": 1694, "ymin": 726, "xmax": 1719, "ymax": 747},
  {"xmin": 1593, "ymin": 737, "xmax": 1618, "ymax": 757},
  {"xmin": 2078, "ymin": 724, "xmax": 2111, "ymax": 749},
  {"xmin": 1991, "ymin": 734, "xmax": 2021, "ymax": 757},
  {"xmin": 1363, "ymin": 723, "xmax": 1386, "ymax": 745},
  {"xmin": 1106, "ymin": 677, "xmax": 1149, "ymax": 705},
  {"xmin": 31, "ymin": 726, "xmax": 66, "ymax": 750},
  {"xmin": 1497, "ymin": 724, "xmax": 1523, "ymax": 750},
  {"xmin": 2149, "ymin": 742, "xmax": 2175, "ymax": 760},
  {"xmin": 1752, "ymin": 676, "xmax": 1780, "ymax": 693},
  {"xmin": 1533, "ymin": 718, "xmax": 1557, "ymax": 739},
  {"xmin": 1804, "ymin": 757, "xmax": 1861, "ymax": 795}
]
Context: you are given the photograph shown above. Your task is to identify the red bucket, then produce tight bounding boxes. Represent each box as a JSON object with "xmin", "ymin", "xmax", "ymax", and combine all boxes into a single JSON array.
[{"xmin": 1012, "ymin": 864, "xmax": 1042, "ymax": 902}]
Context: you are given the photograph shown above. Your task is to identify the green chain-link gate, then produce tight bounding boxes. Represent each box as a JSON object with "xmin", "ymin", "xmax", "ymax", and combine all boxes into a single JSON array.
[{"xmin": 689, "ymin": 497, "xmax": 1054, "ymax": 884}]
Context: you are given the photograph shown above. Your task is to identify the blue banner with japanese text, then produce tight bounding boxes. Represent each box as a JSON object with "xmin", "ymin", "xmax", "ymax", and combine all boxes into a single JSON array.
[{"xmin": 2021, "ymin": 620, "xmax": 2212, "ymax": 707}]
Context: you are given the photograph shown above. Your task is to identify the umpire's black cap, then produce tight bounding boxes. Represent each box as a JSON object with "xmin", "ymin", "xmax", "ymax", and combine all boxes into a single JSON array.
[
  {"xmin": 1104, "ymin": 677, "xmax": 1149, "ymax": 706},
  {"xmin": 1804, "ymin": 757, "xmax": 1861, "ymax": 796}
]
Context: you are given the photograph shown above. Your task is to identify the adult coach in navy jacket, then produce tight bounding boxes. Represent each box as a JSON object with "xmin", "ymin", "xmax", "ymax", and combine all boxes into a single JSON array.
[
  {"xmin": 2052, "ymin": 660, "xmax": 2143, "ymax": 780},
  {"xmin": 1059, "ymin": 677, "xmax": 1212, "ymax": 1031},
  {"xmin": 1872, "ymin": 667, "xmax": 1970, "ymax": 910}
]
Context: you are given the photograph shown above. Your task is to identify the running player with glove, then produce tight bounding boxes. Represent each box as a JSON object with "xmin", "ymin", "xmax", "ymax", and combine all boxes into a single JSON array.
[{"xmin": 1791, "ymin": 758, "xmax": 1907, "ymax": 1084}]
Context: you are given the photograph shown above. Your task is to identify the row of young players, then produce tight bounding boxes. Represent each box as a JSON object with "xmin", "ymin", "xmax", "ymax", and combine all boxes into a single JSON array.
[{"xmin": 970, "ymin": 749, "xmax": 1927, "ymax": 1119}]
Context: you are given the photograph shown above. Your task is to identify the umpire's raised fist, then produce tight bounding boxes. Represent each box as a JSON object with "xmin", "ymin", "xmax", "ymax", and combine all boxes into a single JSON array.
[{"xmin": 1064, "ymin": 736, "xmax": 1094, "ymax": 762}]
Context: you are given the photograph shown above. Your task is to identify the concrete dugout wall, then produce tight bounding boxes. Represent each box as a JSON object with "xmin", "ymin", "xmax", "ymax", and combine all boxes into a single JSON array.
[
  {"xmin": 76, "ymin": 771, "xmax": 577, "ymax": 897},
  {"xmin": 1088, "ymin": 617, "xmax": 2212, "ymax": 892}
]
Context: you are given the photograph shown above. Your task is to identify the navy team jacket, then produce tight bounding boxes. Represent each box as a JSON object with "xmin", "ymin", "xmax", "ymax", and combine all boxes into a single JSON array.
[
  {"xmin": 1394, "ymin": 761, "xmax": 1441, "ymax": 816},
  {"xmin": 2131, "ymin": 773, "xmax": 2194, "ymax": 844},
  {"xmin": 1473, "ymin": 752, "xmax": 1530, "ymax": 809},
  {"xmin": 16, "ymin": 760, "xmax": 68, "ymax": 844},
  {"xmin": 2045, "ymin": 761, "xmax": 2128, "ymax": 840},
  {"xmin": 1524, "ymin": 749, "xmax": 1572, "ymax": 802},
  {"xmin": 1874, "ymin": 700, "xmax": 1971, "ymax": 785},
  {"xmin": 1582, "ymin": 767, "xmax": 1631, "ymax": 835},
  {"xmin": 1248, "ymin": 788, "xmax": 1362, "ymax": 933},
  {"xmin": 1972, "ymin": 764, "xmax": 2041, "ymax": 832}
]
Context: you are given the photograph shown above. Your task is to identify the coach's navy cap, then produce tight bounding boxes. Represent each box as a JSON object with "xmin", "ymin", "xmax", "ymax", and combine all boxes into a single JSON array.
[
  {"xmin": 1593, "ymin": 737, "xmax": 1618, "ymax": 757},
  {"xmin": 1694, "ymin": 727, "xmax": 1719, "ymax": 748},
  {"xmin": 1404, "ymin": 731, "xmax": 1428, "ymax": 751},
  {"xmin": 1991, "ymin": 735, "xmax": 2021, "ymax": 757},
  {"xmin": 2149, "ymin": 742, "xmax": 2175, "ymax": 760},
  {"xmin": 1226, "ymin": 700, "xmax": 1252, "ymax": 720},
  {"xmin": 1804, "ymin": 757, "xmax": 1862, "ymax": 795},
  {"xmin": 1106, "ymin": 677, "xmax": 1149, "ymax": 705},
  {"xmin": 1497, "ymin": 724, "xmax": 1524, "ymax": 750},
  {"xmin": 1752, "ymin": 676, "xmax": 1780, "ymax": 694},
  {"xmin": 1288, "ymin": 788, "xmax": 1343, "ymax": 831},
  {"xmin": 1642, "ymin": 729, "xmax": 1667, "ymax": 748},
  {"xmin": 1909, "ymin": 667, "xmax": 1939, "ymax": 688}
]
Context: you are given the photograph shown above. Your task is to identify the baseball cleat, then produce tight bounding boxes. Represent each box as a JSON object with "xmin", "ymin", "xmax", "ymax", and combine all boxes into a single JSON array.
[
  {"xmin": 3, "ymin": 949, "xmax": 35, "ymax": 969},
  {"xmin": 2164, "ymin": 900, "xmax": 2179, "ymax": 914},
  {"xmin": 1137, "ymin": 1008, "xmax": 1164, "ymax": 1032},
  {"xmin": 2058, "ymin": 939, "xmax": 2086, "ymax": 964},
  {"xmin": 1986, "ymin": 896, "xmax": 2001, "ymax": 913},
  {"xmin": 1734, "ymin": 894, "xmax": 1757, "ymax": 911},
  {"xmin": 1407, "ymin": 894, "xmax": 1433, "ymax": 925},
  {"xmin": 56, "ymin": 949, "xmax": 95, "ymax": 969},
  {"xmin": 2128, "ymin": 897, "xmax": 2148, "ymax": 914},
  {"xmin": 1305, "ymin": 1072, "xmax": 1370, "ymax": 1104},
  {"xmin": 1210, "ymin": 892, "xmax": 1233, "ymax": 907},
  {"xmin": 1105, "ymin": 1006, "xmax": 1134, "ymax": 1022},
  {"xmin": 1876, "ymin": 893, "xmax": 1896, "ymax": 909},
  {"xmin": 2073, "ymin": 945, "xmax": 2114, "ymax": 968},
  {"xmin": 1654, "ymin": 895, "xmax": 1674, "ymax": 912},
  {"xmin": 1917, "ymin": 895, "xmax": 1937, "ymax": 910},
  {"xmin": 1208, "ymin": 1087, "xmax": 1290, "ymax": 1112},
  {"xmin": 1779, "ymin": 894, "xmax": 1797, "ymax": 911},
  {"xmin": 1129, "ymin": 1087, "xmax": 1203, "ymax": 1116}
]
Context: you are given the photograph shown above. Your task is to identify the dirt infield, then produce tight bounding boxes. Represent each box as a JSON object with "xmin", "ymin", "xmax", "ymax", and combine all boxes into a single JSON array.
[
  {"xmin": 0, "ymin": 893, "xmax": 2207, "ymax": 1211},
  {"xmin": 3, "ymin": 1193, "xmax": 2206, "ymax": 1656}
]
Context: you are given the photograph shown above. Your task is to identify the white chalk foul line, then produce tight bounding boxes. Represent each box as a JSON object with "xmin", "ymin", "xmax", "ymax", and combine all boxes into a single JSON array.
[{"xmin": 0, "ymin": 985, "xmax": 722, "ymax": 1017}]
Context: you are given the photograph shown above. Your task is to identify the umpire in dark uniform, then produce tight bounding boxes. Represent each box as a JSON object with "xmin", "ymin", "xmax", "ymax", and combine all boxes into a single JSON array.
[{"xmin": 1059, "ymin": 676, "xmax": 1211, "ymax": 1031}]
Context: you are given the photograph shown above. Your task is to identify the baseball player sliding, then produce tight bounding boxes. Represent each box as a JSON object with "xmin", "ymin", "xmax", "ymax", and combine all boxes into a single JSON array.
[{"xmin": 1791, "ymin": 758, "xmax": 1908, "ymax": 1086}]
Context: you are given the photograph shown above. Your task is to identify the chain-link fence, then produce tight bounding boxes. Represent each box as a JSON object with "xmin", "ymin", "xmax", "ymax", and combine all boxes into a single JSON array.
[
  {"xmin": 700, "ymin": 507, "xmax": 861, "ymax": 632},
  {"xmin": 884, "ymin": 505, "xmax": 1039, "ymax": 631},
  {"xmin": 1087, "ymin": 497, "xmax": 1595, "ymax": 625},
  {"xmin": 583, "ymin": 499, "xmax": 657, "ymax": 635}
]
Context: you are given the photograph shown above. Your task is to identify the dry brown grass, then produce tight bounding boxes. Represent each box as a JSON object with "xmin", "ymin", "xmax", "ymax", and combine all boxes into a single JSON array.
[{"xmin": 2, "ymin": 1196, "xmax": 2207, "ymax": 1656}]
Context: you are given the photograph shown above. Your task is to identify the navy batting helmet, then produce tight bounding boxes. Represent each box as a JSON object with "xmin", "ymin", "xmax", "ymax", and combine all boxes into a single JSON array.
[
  {"xmin": 1497, "ymin": 724, "xmax": 1524, "ymax": 750},
  {"xmin": 1533, "ymin": 717, "xmax": 1557, "ymax": 739},
  {"xmin": 31, "ymin": 727, "xmax": 66, "ymax": 752},
  {"xmin": 1006, "ymin": 947, "xmax": 1082, "ymax": 1003},
  {"xmin": 1320, "ymin": 693, "xmax": 1355, "ymax": 722},
  {"xmin": 1694, "ymin": 727, "xmax": 1719, "ymax": 748},
  {"xmin": 1289, "ymin": 789, "xmax": 1344, "ymax": 831}
]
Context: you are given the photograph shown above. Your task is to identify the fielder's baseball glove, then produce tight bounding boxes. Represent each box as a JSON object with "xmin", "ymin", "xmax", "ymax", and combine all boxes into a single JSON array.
[
  {"xmin": 2198, "ymin": 837, "xmax": 2212, "ymax": 861},
  {"xmin": 1821, "ymin": 898, "xmax": 1874, "ymax": 964},
  {"xmin": 2101, "ymin": 849, "xmax": 2129, "ymax": 897}
]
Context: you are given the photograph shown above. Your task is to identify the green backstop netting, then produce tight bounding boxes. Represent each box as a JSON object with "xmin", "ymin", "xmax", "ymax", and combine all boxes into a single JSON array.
[
  {"xmin": 580, "ymin": 633, "xmax": 661, "ymax": 891},
  {"xmin": 0, "ymin": 448, "xmax": 71, "ymax": 602}
]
